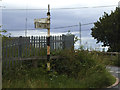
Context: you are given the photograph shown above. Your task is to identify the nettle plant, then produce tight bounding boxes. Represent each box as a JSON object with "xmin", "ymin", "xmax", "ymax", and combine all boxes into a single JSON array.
[
  {"xmin": 0, "ymin": 30, "xmax": 11, "ymax": 38},
  {"xmin": 0, "ymin": 26, "xmax": 11, "ymax": 38}
]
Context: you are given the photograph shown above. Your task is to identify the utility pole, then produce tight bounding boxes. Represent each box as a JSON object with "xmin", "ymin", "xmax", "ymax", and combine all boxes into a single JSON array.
[
  {"xmin": 25, "ymin": 18, "xmax": 27, "ymax": 37},
  {"xmin": 118, "ymin": 1, "xmax": 120, "ymax": 8},
  {"xmin": 79, "ymin": 22, "xmax": 81, "ymax": 46},
  {"xmin": 25, "ymin": 0, "xmax": 28, "ymax": 37},
  {"xmin": 47, "ymin": 4, "xmax": 50, "ymax": 71}
]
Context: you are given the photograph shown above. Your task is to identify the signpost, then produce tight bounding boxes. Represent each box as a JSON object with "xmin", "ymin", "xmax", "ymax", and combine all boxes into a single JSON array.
[
  {"xmin": 34, "ymin": 4, "xmax": 51, "ymax": 71},
  {"xmin": 47, "ymin": 5, "xmax": 50, "ymax": 71},
  {"xmin": 34, "ymin": 18, "xmax": 50, "ymax": 29}
]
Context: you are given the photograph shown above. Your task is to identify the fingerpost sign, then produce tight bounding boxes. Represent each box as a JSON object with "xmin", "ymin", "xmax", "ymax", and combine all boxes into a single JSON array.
[{"xmin": 34, "ymin": 5, "xmax": 51, "ymax": 72}]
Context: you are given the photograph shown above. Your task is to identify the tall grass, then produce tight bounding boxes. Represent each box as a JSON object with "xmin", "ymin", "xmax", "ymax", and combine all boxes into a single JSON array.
[{"xmin": 2, "ymin": 65, "xmax": 115, "ymax": 88}]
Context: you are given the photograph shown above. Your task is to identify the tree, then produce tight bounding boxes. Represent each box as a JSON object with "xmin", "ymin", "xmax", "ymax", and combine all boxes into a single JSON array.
[{"xmin": 91, "ymin": 8, "xmax": 120, "ymax": 52}]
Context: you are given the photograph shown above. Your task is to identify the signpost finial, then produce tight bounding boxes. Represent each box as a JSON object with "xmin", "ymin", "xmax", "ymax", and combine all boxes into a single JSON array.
[{"xmin": 47, "ymin": 4, "xmax": 50, "ymax": 16}]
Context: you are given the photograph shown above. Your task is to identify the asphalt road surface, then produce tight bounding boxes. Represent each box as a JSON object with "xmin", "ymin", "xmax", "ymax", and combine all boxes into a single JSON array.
[{"xmin": 106, "ymin": 66, "xmax": 120, "ymax": 89}]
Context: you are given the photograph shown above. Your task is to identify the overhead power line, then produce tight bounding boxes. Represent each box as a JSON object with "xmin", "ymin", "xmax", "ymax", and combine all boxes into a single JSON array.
[
  {"xmin": 63, "ymin": 29, "xmax": 92, "ymax": 32},
  {"xmin": 81, "ymin": 22, "xmax": 94, "ymax": 26},
  {"xmin": 2, "ymin": 28, "xmax": 92, "ymax": 32},
  {"xmin": 2, "ymin": 5, "xmax": 117, "ymax": 10},
  {"xmin": 51, "ymin": 5, "xmax": 117, "ymax": 10},
  {"xmin": 2, "ymin": 29, "xmax": 35, "ymax": 31},
  {"xmin": 52, "ymin": 25, "xmax": 78, "ymax": 29},
  {"xmin": 52, "ymin": 22, "xmax": 94, "ymax": 29},
  {"xmin": 2, "ymin": 22, "xmax": 95, "ymax": 30},
  {"xmin": 3, "ymin": 22, "xmax": 94, "ymax": 30}
]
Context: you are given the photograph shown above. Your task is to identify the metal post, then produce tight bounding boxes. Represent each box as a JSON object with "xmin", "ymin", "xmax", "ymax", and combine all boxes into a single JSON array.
[
  {"xmin": 79, "ymin": 22, "xmax": 81, "ymax": 46},
  {"xmin": 47, "ymin": 4, "xmax": 50, "ymax": 71}
]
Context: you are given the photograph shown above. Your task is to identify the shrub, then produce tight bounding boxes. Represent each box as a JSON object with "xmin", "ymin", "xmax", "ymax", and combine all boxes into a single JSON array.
[
  {"xmin": 51, "ymin": 49, "xmax": 105, "ymax": 78},
  {"xmin": 50, "ymin": 49, "xmax": 116, "ymax": 88}
]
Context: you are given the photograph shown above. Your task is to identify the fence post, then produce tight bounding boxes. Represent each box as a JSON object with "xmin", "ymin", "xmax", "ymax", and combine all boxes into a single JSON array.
[
  {"xmin": 18, "ymin": 36, "xmax": 22, "ymax": 58},
  {"xmin": 62, "ymin": 35, "xmax": 65, "ymax": 49}
]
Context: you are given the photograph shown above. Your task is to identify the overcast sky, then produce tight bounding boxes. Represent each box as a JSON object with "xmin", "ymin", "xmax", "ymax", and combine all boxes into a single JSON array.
[
  {"xmin": 2, "ymin": 0, "xmax": 119, "ymax": 8},
  {"xmin": 1, "ymin": 0, "xmax": 120, "ymax": 50}
]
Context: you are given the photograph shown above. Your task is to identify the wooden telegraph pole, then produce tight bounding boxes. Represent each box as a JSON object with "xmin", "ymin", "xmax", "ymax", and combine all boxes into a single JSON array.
[
  {"xmin": 79, "ymin": 22, "xmax": 81, "ymax": 46},
  {"xmin": 47, "ymin": 4, "xmax": 50, "ymax": 71},
  {"xmin": 118, "ymin": 1, "xmax": 120, "ymax": 8}
]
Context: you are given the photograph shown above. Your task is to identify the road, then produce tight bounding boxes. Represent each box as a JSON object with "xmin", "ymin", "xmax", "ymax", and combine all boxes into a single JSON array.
[{"xmin": 106, "ymin": 66, "xmax": 120, "ymax": 89}]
